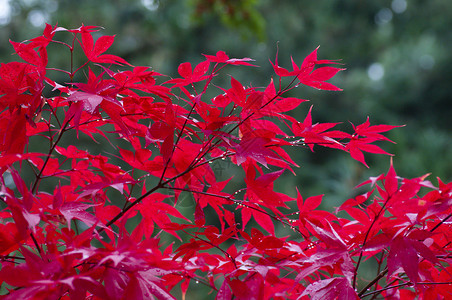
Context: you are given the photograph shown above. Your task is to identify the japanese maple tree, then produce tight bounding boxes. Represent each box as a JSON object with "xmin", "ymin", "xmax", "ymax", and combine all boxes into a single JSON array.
[{"xmin": 0, "ymin": 24, "xmax": 451, "ymax": 299}]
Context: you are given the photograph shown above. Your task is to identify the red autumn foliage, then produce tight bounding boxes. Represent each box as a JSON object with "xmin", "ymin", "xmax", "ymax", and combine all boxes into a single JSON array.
[{"xmin": 0, "ymin": 24, "xmax": 451, "ymax": 299}]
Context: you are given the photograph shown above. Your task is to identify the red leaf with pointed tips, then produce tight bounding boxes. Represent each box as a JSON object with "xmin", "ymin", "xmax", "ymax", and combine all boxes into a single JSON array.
[
  {"xmin": 80, "ymin": 26, "xmax": 130, "ymax": 65},
  {"xmin": 235, "ymin": 137, "xmax": 280, "ymax": 167},
  {"xmin": 271, "ymin": 47, "xmax": 344, "ymax": 90},
  {"xmin": 302, "ymin": 277, "xmax": 359, "ymax": 300},
  {"xmin": 60, "ymin": 202, "xmax": 101, "ymax": 229},
  {"xmin": 203, "ymin": 51, "xmax": 256, "ymax": 66},
  {"xmin": 387, "ymin": 235, "xmax": 440, "ymax": 284}
]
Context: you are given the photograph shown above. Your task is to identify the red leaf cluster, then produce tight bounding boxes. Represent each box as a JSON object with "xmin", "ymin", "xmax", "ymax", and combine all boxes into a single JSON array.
[{"xmin": 0, "ymin": 24, "xmax": 450, "ymax": 299}]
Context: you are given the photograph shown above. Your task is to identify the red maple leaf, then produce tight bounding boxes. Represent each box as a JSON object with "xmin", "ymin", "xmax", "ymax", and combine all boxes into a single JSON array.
[
  {"xmin": 346, "ymin": 137, "xmax": 392, "ymax": 167},
  {"xmin": 353, "ymin": 117, "xmax": 403, "ymax": 141},
  {"xmin": 387, "ymin": 234, "xmax": 440, "ymax": 284},
  {"xmin": 0, "ymin": 223, "xmax": 22, "ymax": 255},
  {"xmin": 135, "ymin": 193, "xmax": 189, "ymax": 239},
  {"xmin": 296, "ymin": 190, "xmax": 337, "ymax": 237},
  {"xmin": 203, "ymin": 50, "xmax": 256, "ymax": 66},
  {"xmin": 292, "ymin": 106, "xmax": 344, "ymax": 151},
  {"xmin": 0, "ymin": 61, "xmax": 43, "ymax": 111},
  {"xmin": 345, "ymin": 118, "xmax": 402, "ymax": 166},
  {"xmin": 302, "ymin": 277, "xmax": 359, "ymax": 300},
  {"xmin": 60, "ymin": 202, "xmax": 102, "ymax": 230},
  {"xmin": 165, "ymin": 60, "xmax": 210, "ymax": 87},
  {"xmin": 271, "ymin": 47, "xmax": 344, "ymax": 90},
  {"xmin": 244, "ymin": 165, "xmax": 290, "ymax": 211},
  {"xmin": 234, "ymin": 136, "xmax": 281, "ymax": 167},
  {"xmin": 64, "ymin": 68, "xmax": 124, "ymax": 134},
  {"xmin": 79, "ymin": 25, "xmax": 130, "ymax": 65}
]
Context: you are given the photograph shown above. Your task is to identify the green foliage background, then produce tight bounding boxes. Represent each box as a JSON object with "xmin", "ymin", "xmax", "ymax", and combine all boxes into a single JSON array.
[{"xmin": 1, "ymin": 0, "xmax": 451, "ymax": 296}]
